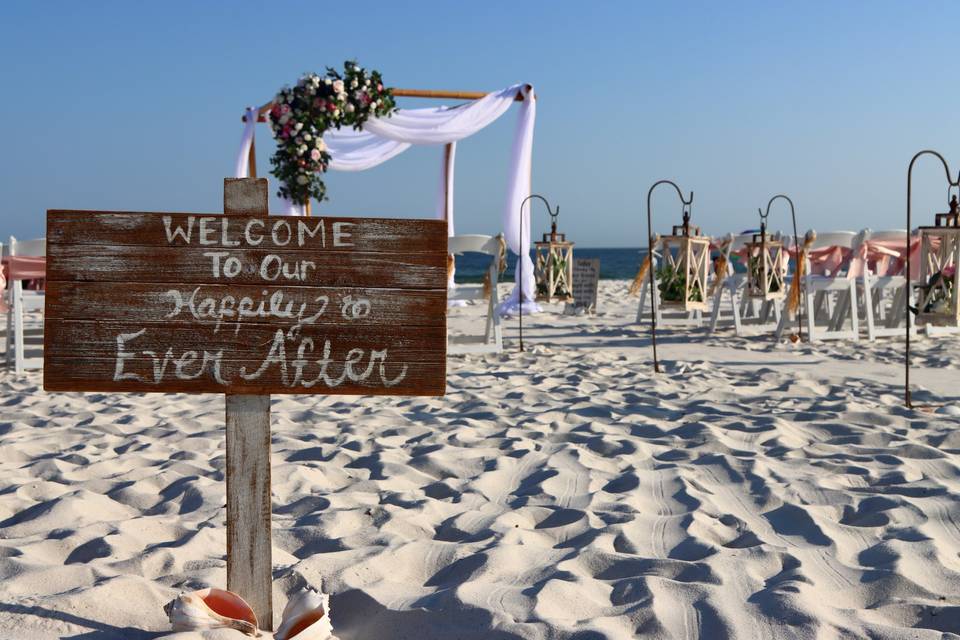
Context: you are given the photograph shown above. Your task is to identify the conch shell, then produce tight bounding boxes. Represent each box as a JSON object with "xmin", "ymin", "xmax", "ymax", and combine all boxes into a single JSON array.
[
  {"xmin": 164, "ymin": 587, "xmax": 259, "ymax": 636},
  {"xmin": 274, "ymin": 588, "xmax": 334, "ymax": 640}
]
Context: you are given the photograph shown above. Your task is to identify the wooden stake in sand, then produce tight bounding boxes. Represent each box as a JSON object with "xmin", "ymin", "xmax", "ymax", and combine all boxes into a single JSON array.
[
  {"xmin": 223, "ymin": 179, "xmax": 274, "ymax": 627},
  {"xmin": 43, "ymin": 178, "xmax": 448, "ymax": 629}
]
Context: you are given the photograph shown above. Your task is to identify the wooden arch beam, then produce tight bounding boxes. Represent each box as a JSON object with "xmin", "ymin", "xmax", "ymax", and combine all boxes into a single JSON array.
[{"xmin": 242, "ymin": 86, "xmax": 531, "ymax": 122}]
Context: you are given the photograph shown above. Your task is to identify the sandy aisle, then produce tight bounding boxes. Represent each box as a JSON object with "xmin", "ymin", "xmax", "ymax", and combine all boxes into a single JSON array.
[{"xmin": 0, "ymin": 280, "xmax": 958, "ymax": 639}]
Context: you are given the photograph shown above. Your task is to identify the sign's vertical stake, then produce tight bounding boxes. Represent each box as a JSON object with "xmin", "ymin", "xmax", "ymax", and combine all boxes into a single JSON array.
[{"xmin": 223, "ymin": 178, "xmax": 273, "ymax": 630}]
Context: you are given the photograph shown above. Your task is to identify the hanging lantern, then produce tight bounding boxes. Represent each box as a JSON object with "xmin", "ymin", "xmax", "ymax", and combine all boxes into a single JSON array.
[
  {"xmin": 915, "ymin": 194, "xmax": 960, "ymax": 327},
  {"xmin": 745, "ymin": 214, "xmax": 787, "ymax": 300},
  {"xmin": 655, "ymin": 205, "xmax": 710, "ymax": 311},
  {"xmin": 534, "ymin": 208, "xmax": 574, "ymax": 303}
]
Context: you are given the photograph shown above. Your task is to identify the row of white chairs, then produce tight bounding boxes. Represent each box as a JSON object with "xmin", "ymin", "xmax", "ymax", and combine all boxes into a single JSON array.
[
  {"xmin": 639, "ymin": 229, "xmax": 935, "ymax": 342},
  {"xmin": 2, "ymin": 236, "xmax": 46, "ymax": 373}
]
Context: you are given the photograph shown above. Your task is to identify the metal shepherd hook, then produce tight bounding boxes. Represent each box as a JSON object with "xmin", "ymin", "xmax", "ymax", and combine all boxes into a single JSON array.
[
  {"xmin": 517, "ymin": 194, "xmax": 558, "ymax": 351},
  {"xmin": 646, "ymin": 180, "xmax": 693, "ymax": 373},
  {"xmin": 761, "ymin": 194, "xmax": 804, "ymax": 342},
  {"xmin": 905, "ymin": 150, "xmax": 960, "ymax": 408}
]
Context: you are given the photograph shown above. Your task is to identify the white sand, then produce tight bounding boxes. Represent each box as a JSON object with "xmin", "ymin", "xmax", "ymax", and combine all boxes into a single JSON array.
[{"xmin": 1, "ymin": 280, "xmax": 959, "ymax": 639}]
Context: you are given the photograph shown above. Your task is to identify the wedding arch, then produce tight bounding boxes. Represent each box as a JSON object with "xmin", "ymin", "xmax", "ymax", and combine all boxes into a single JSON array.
[{"xmin": 233, "ymin": 82, "xmax": 539, "ymax": 314}]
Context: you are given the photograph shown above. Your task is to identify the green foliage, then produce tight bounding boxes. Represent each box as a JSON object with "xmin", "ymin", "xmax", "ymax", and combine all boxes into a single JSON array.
[
  {"xmin": 267, "ymin": 61, "xmax": 397, "ymax": 205},
  {"xmin": 656, "ymin": 263, "xmax": 701, "ymax": 303},
  {"xmin": 537, "ymin": 253, "xmax": 569, "ymax": 297}
]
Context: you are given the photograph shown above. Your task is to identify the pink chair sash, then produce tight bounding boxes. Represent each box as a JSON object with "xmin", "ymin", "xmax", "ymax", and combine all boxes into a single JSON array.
[
  {"xmin": 1, "ymin": 256, "xmax": 46, "ymax": 313},
  {"xmin": 7, "ymin": 256, "xmax": 46, "ymax": 281},
  {"xmin": 845, "ymin": 238, "xmax": 922, "ymax": 279},
  {"xmin": 807, "ymin": 246, "xmax": 852, "ymax": 276}
]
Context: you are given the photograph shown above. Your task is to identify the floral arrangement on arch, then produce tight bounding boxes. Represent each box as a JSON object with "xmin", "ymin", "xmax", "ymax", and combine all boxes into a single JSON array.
[{"xmin": 267, "ymin": 61, "xmax": 396, "ymax": 206}]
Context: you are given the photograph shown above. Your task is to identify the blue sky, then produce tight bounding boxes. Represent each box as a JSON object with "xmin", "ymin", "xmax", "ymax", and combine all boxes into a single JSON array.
[{"xmin": 2, "ymin": 1, "xmax": 959, "ymax": 246}]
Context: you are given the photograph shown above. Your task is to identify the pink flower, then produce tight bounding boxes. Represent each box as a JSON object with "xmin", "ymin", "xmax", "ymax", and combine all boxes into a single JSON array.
[
  {"xmin": 310, "ymin": 149, "xmax": 321, "ymax": 161},
  {"xmin": 327, "ymin": 102, "xmax": 337, "ymax": 113}
]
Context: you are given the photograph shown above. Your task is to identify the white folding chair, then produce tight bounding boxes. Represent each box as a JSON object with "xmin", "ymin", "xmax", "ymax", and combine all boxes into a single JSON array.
[
  {"xmin": 5, "ymin": 236, "xmax": 46, "ymax": 373},
  {"xmin": 856, "ymin": 229, "xmax": 917, "ymax": 341},
  {"xmin": 776, "ymin": 230, "xmax": 861, "ymax": 342},
  {"xmin": 708, "ymin": 232, "xmax": 784, "ymax": 335},
  {"xmin": 447, "ymin": 234, "xmax": 503, "ymax": 354}
]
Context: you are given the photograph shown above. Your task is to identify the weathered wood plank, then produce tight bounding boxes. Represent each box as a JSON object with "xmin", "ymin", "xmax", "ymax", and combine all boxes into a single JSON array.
[
  {"xmin": 46, "ymin": 244, "xmax": 444, "ymax": 289},
  {"xmin": 44, "ymin": 282, "xmax": 447, "ymax": 327},
  {"xmin": 46, "ymin": 210, "xmax": 447, "ymax": 254},
  {"xmin": 43, "ymin": 357, "xmax": 446, "ymax": 395},
  {"xmin": 44, "ymin": 320, "xmax": 446, "ymax": 360}
]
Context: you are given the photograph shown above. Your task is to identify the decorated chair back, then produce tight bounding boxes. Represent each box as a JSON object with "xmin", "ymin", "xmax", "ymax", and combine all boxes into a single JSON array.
[
  {"xmin": 6, "ymin": 237, "xmax": 46, "ymax": 291},
  {"xmin": 448, "ymin": 234, "xmax": 502, "ymax": 257},
  {"xmin": 8, "ymin": 236, "xmax": 46, "ymax": 258},
  {"xmin": 858, "ymin": 229, "xmax": 912, "ymax": 278},
  {"xmin": 804, "ymin": 230, "xmax": 858, "ymax": 278},
  {"xmin": 728, "ymin": 231, "xmax": 782, "ymax": 271}
]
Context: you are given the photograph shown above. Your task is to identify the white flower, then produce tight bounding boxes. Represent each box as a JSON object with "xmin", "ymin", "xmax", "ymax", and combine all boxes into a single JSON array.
[
  {"xmin": 345, "ymin": 103, "xmax": 355, "ymax": 113},
  {"xmin": 351, "ymin": 79, "xmax": 358, "ymax": 89},
  {"xmin": 325, "ymin": 78, "xmax": 332, "ymax": 86},
  {"xmin": 316, "ymin": 139, "xmax": 327, "ymax": 151},
  {"xmin": 279, "ymin": 114, "xmax": 290, "ymax": 125},
  {"xmin": 294, "ymin": 121, "xmax": 303, "ymax": 131},
  {"xmin": 296, "ymin": 175, "xmax": 309, "ymax": 185},
  {"xmin": 303, "ymin": 133, "xmax": 312, "ymax": 141},
  {"xmin": 332, "ymin": 108, "xmax": 340, "ymax": 117}
]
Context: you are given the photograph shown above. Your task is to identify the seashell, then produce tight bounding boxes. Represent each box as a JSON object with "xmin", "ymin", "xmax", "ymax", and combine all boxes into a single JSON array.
[
  {"xmin": 164, "ymin": 587, "xmax": 259, "ymax": 636},
  {"xmin": 274, "ymin": 588, "xmax": 334, "ymax": 640}
]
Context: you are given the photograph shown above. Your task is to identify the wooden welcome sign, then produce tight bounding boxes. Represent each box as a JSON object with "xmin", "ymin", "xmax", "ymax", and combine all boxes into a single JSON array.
[
  {"xmin": 44, "ymin": 186, "xmax": 447, "ymax": 395},
  {"xmin": 42, "ymin": 179, "xmax": 447, "ymax": 630}
]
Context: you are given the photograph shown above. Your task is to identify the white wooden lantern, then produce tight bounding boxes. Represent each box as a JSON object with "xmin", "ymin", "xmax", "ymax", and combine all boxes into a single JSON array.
[
  {"xmin": 745, "ymin": 226, "xmax": 787, "ymax": 300},
  {"xmin": 916, "ymin": 195, "xmax": 960, "ymax": 327},
  {"xmin": 534, "ymin": 220, "xmax": 574, "ymax": 303},
  {"xmin": 656, "ymin": 222, "xmax": 710, "ymax": 311}
]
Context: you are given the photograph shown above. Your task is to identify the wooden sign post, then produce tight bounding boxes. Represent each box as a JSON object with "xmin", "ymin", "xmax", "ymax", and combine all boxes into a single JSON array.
[{"xmin": 43, "ymin": 178, "xmax": 447, "ymax": 629}]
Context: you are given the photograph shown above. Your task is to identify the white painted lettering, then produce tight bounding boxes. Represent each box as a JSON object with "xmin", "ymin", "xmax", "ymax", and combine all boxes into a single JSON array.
[
  {"xmin": 199, "ymin": 217, "xmax": 217, "ymax": 245},
  {"xmin": 272, "ymin": 220, "xmax": 292, "ymax": 246},
  {"xmin": 332, "ymin": 222, "xmax": 354, "ymax": 247},
  {"xmin": 245, "ymin": 219, "xmax": 264, "ymax": 246},
  {"xmin": 298, "ymin": 220, "xmax": 325, "ymax": 247},
  {"xmin": 204, "ymin": 251, "xmax": 230, "ymax": 278},
  {"xmin": 163, "ymin": 216, "xmax": 194, "ymax": 244}
]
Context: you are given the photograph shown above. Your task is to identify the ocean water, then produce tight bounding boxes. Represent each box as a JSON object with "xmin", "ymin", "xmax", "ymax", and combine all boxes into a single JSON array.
[{"xmin": 452, "ymin": 247, "xmax": 648, "ymax": 283}]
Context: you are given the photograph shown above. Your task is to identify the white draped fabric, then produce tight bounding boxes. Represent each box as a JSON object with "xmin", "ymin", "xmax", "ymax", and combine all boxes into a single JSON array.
[
  {"xmin": 234, "ymin": 108, "xmax": 257, "ymax": 179},
  {"xmin": 233, "ymin": 83, "xmax": 538, "ymax": 313}
]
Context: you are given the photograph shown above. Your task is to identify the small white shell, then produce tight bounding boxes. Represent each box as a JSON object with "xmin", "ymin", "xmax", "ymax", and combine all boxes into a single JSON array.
[
  {"xmin": 274, "ymin": 588, "xmax": 334, "ymax": 640},
  {"xmin": 164, "ymin": 587, "xmax": 259, "ymax": 636}
]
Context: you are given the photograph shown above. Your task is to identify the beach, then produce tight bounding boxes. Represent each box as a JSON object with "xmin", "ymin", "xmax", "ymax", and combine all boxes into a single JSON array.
[{"xmin": 0, "ymin": 280, "xmax": 958, "ymax": 639}]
